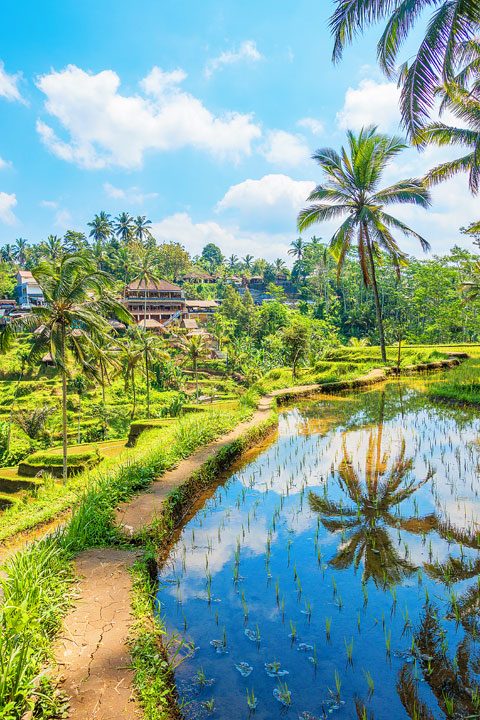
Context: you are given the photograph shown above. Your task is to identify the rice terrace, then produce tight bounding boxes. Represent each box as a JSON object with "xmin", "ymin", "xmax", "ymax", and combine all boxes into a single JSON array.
[{"xmin": 0, "ymin": 2, "xmax": 479, "ymax": 720}]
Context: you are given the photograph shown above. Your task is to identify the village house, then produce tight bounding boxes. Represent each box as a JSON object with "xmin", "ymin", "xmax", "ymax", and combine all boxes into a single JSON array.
[
  {"xmin": 15, "ymin": 270, "xmax": 44, "ymax": 307},
  {"xmin": 123, "ymin": 278, "xmax": 187, "ymax": 329}
]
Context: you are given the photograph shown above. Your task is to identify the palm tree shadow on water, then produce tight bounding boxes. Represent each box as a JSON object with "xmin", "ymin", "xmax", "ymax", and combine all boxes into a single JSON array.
[
  {"xmin": 396, "ymin": 602, "xmax": 480, "ymax": 720},
  {"xmin": 309, "ymin": 392, "xmax": 436, "ymax": 588}
]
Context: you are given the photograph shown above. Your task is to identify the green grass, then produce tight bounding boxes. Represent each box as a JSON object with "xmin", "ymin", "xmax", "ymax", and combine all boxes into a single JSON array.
[
  {"xmin": 0, "ymin": 537, "xmax": 74, "ymax": 719},
  {"xmin": 0, "ymin": 401, "xmax": 271, "ymax": 719},
  {"xmin": 428, "ymin": 358, "xmax": 480, "ymax": 405}
]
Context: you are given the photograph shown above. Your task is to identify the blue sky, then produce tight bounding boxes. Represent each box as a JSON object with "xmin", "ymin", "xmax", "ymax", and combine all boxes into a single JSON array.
[{"xmin": 0, "ymin": 0, "xmax": 477, "ymax": 262}]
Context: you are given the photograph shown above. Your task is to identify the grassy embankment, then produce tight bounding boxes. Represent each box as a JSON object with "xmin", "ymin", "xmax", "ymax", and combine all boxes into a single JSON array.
[
  {"xmin": 0, "ymin": 390, "xmax": 273, "ymax": 720},
  {"xmin": 255, "ymin": 344, "xmax": 451, "ymax": 393},
  {"xmin": 428, "ymin": 355, "xmax": 480, "ymax": 405}
]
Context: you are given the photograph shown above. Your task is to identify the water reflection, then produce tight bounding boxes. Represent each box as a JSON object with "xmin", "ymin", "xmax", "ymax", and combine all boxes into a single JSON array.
[
  {"xmin": 309, "ymin": 418, "xmax": 436, "ymax": 587},
  {"xmin": 157, "ymin": 380, "xmax": 480, "ymax": 720}
]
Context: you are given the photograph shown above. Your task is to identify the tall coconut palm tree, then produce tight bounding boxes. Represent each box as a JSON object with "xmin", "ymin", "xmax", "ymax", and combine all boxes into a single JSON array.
[
  {"xmin": 13, "ymin": 238, "xmax": 29, "ymax": 267},
  {"xmin": 242, "ymin": 254, "xmax": 254, "ymax": 270},
  {"xmin": 297, "ymin": 127, "xmax": 431, "ymax": 361},
  {"xmin": 228, "ymin": 254, "xmax": 239, "ymax": 270},
  {"xmin": 1, "ymin": 243, "xmax": 15, "ymax": 263},
  {"xmin": 112, "ymin": 246, "xmax": 133, "ymax": 298},
  {"xmin": 114, "ymin": 212, "xmax": 134, "ymax": 245},
  {"xmin": 274, "ymin": 258, "xmax": 287, "ymax": 276},
  {"xmin": 132, "ymin": 249, "xmax": 161, "ymax": 328},
  {"xmin": 64, "ymin": 230, "xmax": 88, "ymax": 253},
  {"xmin": 135, "ymin": 329, "xmax": 168, "ymax": 418},
  {"xmin": 329, "ymin": 0, "xmax": 480, "ymax": 137},
  {"xmin": 0, "ymin": 254, "xmax": 131, "ymax": 481},
  {"xmin": 39, "ymin": 235, "xmax": 64, "ymax": 262},
  {"xmin": 120, "ymin": 334, "xmax": 144, "ymax": 419},
  {"xmin": 87, "ymin": 211, "xmax": 112, "ymax": 244},
  {"xmin": 133, "ymin": 215, "xmax": 153, "ymax": 244},
  {"xmin": 179, "ymin": 334, "xmax": 210, "ymax": 399},
  {"xmin": 88, "ymin": 340, "xmax": 121, "ymax": 439},
  {"xmin": 288, "ymin": 237, "xmax": 307, "ymax": 260}
]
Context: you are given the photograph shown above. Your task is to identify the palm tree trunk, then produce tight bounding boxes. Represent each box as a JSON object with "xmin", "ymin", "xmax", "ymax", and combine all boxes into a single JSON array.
[
  {"xmin": 364, "ymin": 226, "xmax": 387, "ymax": 363},
  {"xmin": 144, "ymin": 290, "xmax": 147, "ymax": 329},
  {"xmin": 131, "ymin": 369, "xmax": 137, "ymax": 419},
  {"xmin": 101, "ymin": 366, "xmax": 107, "ymax": 440},
  {"xmin": 145, "ymin": 348, "xmax": 150, "ymax": 418},
  {"xmin": 77, "ymin": 393, "xmax": 81, "ymax": 444},
  {"xmin": 61, "ymin": 325, "xmax": 68, "ymax": 483}
]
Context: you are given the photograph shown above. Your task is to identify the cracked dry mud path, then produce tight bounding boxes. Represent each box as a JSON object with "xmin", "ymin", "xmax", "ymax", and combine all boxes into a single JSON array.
[{"xmin": 54, "ymin": 548, "xmax": 140, "ymax": 720}]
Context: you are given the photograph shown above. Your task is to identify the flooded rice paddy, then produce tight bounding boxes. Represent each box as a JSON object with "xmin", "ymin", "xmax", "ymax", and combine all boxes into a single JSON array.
[{"xmin": 157, "ymin": 381, "xmax": 480, "ymax": 719}]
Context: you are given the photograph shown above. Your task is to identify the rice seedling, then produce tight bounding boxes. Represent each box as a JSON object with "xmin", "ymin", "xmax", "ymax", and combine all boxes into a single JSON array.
[
  {"xmin": 344, "ymin": 636, "xmax": 354, "ymax": 665},
  {"xmin": 384, "ymin": 629, "xmax": 391, "ymax": 657},
  {"xmin": 325, "ymin": 616, "xmax": 332, "ymax": 640},
  {"xmin": 289, "ymin": 620, "xmax": 297, "ymax": 642},
  {"xmin": 202, "ymin": 698, "xmax": 215, "ymax": 713},
  {"xmin": 246, "ymin": 688, "xmax": 258, "ymax": 711},
  {"xmin": 273, "ymin": 680, "xmax": 292, "ymax": 707},
  {"xmin": 363, "ymin": 669, "xmax": 374, "ymax": 697}
]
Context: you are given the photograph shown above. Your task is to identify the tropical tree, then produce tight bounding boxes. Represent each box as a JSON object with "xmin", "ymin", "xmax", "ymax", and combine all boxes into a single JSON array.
[
  {"xmin": 274, "ymin": 258, "xmax": 287, "ymax": 276},
  {"xmin": 87, "ymin": 211, "xmax": 112, "ymax": 244},
  {"xmin": 13, "ymin": 238, "xmax": 29, "ymax": 267},
  {"xmin": 281, "ymin": 319, "xmax": 310, "ymax": 379},
  {"xmin": 69, "ymin": 374, "xmax": 88, "ymax": 444},
  {"xmin": 242, "ymin": 254, "xmax": 254, "ymax": 270},
  {"xmin": 134, "ymin": 329, "xmax": 168, "ymax": 418},
  {"xmin": 11, "ymin": 405, "xmax": 55, "ymax": 441},
  {"xmin": 112, "ymin": 246, "xmax": 133, "ymax": 297},
  {"xmin": 88, "ymin": 340, "xmax": 121, "ymax": 438},
  {"xmin": 0, "ymin": 244, "xmax": 15, "ymax": 263},
  {"xmin": 329, "ymin": 0, "xmax": 480, "ymax": 137},
  {"xmin": 0, "ymin": 254, "xmax": 131, "ymax": 480},
  {"xmin": 120, "ymin": 334, "xmax": 144, "ymax": 419},
  {"xmin": 39, "ymin": 235, "xmax": 64, "ymax": 262},
  {"xmin": 114, "ymin": 212, "xmax": 134, "ymax": 245},
  {"xmin": 228, "ymin": 254, "xmax": 239, "ymax": 270},
  {"xmin": 179, "ymin": 334, "xmax": 210, "ymax": 399},
  {"xmin": 64, "ymin": 230, "xmax": 88, "ymax": 253},
  {"xmin": 297, "ymin": 127, "xmax": 431, "ymax": 361},
  {"xmin": 420, "ymin": 82, "xmax": 480, "ymax": 194},
  {"xmin": 288, "ymin": 237, "xmax": 307, "ymax": 260},
  {"xmin": 132, "ymin": 248, "xmax": 161, "ymax": 328},
  {"xmin": 133, "ymin": 215, "xmax": 153, "ymax": 244}
]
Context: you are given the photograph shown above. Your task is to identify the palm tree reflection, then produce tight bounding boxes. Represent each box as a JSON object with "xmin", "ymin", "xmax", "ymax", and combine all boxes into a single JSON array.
[
  {"xmin": 309, "ymin": 425, "xmax": 435, "ymax": 587},
  {"xmin": 397, "ymin": 603, "xmax": 480, "ymax": 719}
]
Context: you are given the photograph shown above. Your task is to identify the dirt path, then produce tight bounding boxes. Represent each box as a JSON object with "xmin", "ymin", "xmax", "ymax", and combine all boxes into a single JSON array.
[
  {"xmin": 54, "ymin": 548, "xmax": 140, "ymax": 720},
  {"xmin": 114, "ymin": 391, "xmax": 292, "ymax": 536}
]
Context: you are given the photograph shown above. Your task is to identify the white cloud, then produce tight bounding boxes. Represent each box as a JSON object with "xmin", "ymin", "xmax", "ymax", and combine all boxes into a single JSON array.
[
  {"xmin": 0, "ymin": 192, "xmax": 17, "ymax": 224},
  {"xmin": 40, "ymin": 199, "xmax": 58, "ymax": 209},
  {"xmin": 261, "ymin": 130, "xmax": 310, "ymax": 167},
  {"xmin": 103, "ymin": 182, "xmax": 158, "ymax": 204},
  {"xmin": 152, "ymin": 211, "xmax": 293, "ymax": 261},
  {"xmin": 205, "ymin": 40, "xmax": 263, "ymax": 78},
  {"xmin": 336, "ymin": 78, "xmax": 401, "ymax": 132},
  {"xmin": 54, "ymin": 209, "xmax": 72, "ymax": 229},
  {"xmin": 0, "ymin": 61, "xmax": 24, "ymax": 103},
  {"xmin": 297, "ymin": 117, "xmax": 324, "ymax": 136},
  {"xmin": 36, "ymin": 64, "xmax": 261, "ymax": 169},
  {"xmin": 0, "ymin": 157, "xmax": 11, "ymax": 170},
  {"xmin": 217, "ymin": 173, "xmax": 315, "ymax": 230}
]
